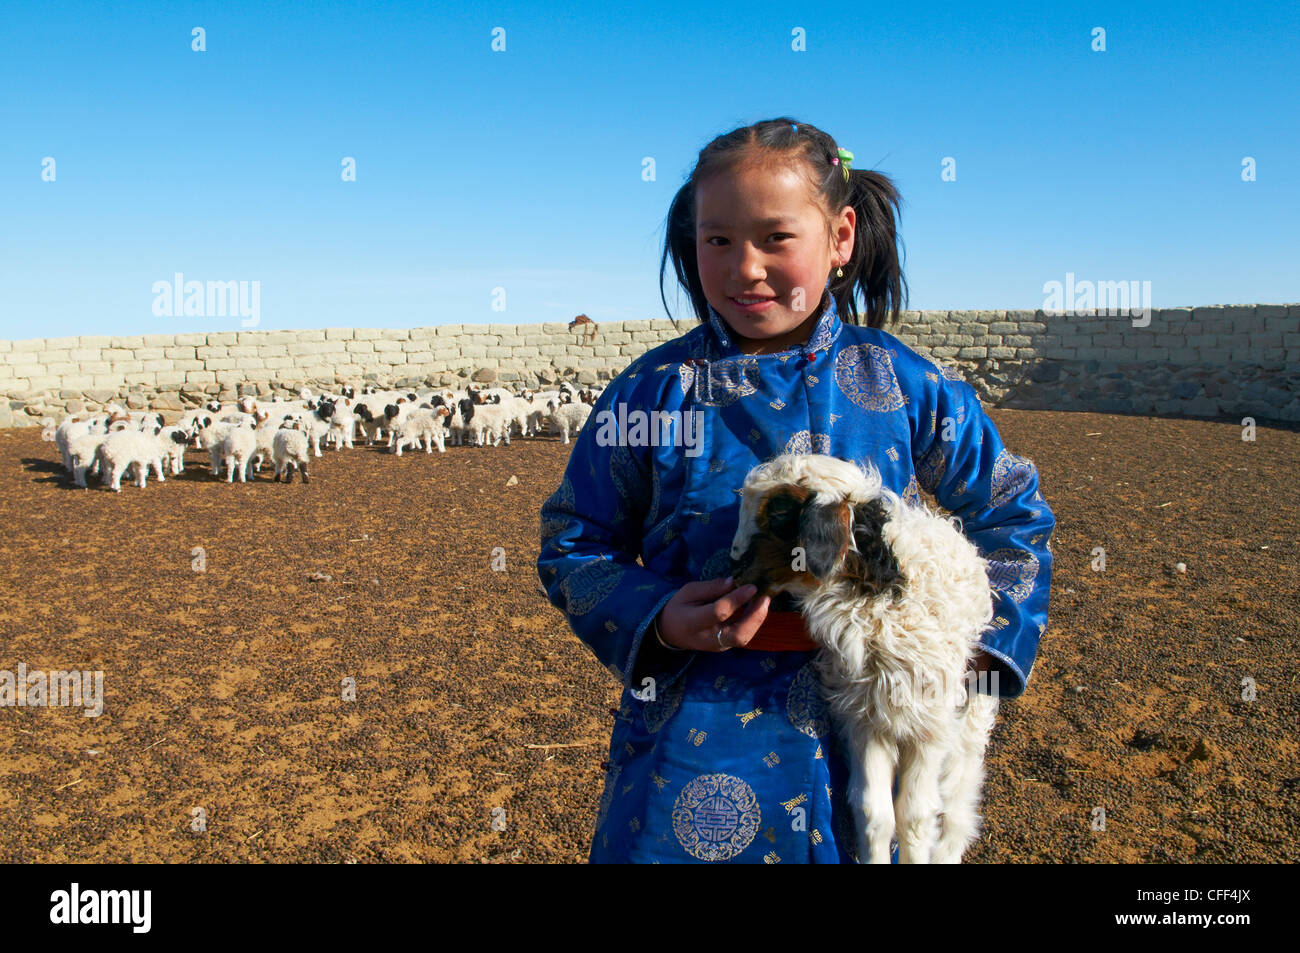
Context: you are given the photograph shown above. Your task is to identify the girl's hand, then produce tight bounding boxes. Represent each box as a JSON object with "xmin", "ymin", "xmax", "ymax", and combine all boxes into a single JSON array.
[{"xmin": 657, "ymin": 577, "xmax": 770, "ymax": 652}]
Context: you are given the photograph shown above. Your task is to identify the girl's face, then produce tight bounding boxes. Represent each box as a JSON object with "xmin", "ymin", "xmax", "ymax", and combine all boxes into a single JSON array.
[{"xmin": 695, "ymin": 161, "xmax": 855, "ymax": 355}]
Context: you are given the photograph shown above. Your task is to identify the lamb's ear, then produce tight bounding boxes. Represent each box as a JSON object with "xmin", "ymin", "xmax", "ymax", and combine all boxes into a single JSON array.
[
  {"xmin": 798, "ymin": 499, "xmax": 853, "ymax": 580},
  {"xmin": 845, "ymin": 500, "xmax": 903, "ymax": 596}
]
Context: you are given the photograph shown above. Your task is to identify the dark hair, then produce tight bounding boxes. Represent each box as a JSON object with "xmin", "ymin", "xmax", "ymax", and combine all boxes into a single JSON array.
[{"xmin": 659, "ymin": 117, "xmax": 908, "ymax": 331}]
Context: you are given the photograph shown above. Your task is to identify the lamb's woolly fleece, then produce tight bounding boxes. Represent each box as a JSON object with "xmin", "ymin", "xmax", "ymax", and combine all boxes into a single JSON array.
[
  {"xmin": 545, "ymin": 400, "xmax": 592, "ymax": 444},
  {"xmin": 272, "ymin": 427, "xmax": 311, "ymax": 482},
  {"xmin": 96, "ymin": 428, "xmax": 166, "ymax": 491},
  {"xmin": 732, "ymin": 453, "xmax": 998, "ymax": 864}
]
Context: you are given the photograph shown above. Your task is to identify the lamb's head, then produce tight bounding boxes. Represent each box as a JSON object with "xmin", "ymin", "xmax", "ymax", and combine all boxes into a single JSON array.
[{"xmin": 729, "ymin": 453, "xmax": 903, "ymax": 601}]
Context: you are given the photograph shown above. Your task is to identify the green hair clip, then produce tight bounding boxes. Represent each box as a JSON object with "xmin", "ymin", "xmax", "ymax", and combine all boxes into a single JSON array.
[{"xmin": 834, "ymin": 147, "xmax": 853, "ymax": 182}]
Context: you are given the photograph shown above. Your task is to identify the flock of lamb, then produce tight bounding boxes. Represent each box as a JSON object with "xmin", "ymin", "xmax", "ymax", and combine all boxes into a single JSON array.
[{"xmin": 49, "ymin": 382, "xmax": 600, "ymax": 491}]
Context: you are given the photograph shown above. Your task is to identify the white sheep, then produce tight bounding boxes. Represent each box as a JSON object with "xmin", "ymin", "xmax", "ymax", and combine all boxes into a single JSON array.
[
  {"xmin": 325, "ymin": 398, "xmax": 358, "ymax": 450},
  {"xmin": 272, "ymin": 425, "xmax": 311, "ymax": 483},
  {"xmin": 96, "ymin": 428, "xmax": 167, "ymax": 491},
  {"xmin": 194, "ymin": 417, "xmax": 236, "ymax": 474},
  {"xmin": 545, "ymin": 399, "xmax": 593, "ymax": 444},
  {"xmin": 730, "ymin": 453, "xmax": 998, "ymax": 864},
  {"xmin": 67, "ymin": 431, "xmax": 109, "ymax": 487},
  {"xmin": 216, "ymin": 423, "xmax": 258, "ymax": 483},
  {"xmin": 461, "ymin": 400, "xmax": 516, "ymax": 447},
  {"xmin": 390, "ymin": 407, "xmax": 448, "ymax": 456},
  {"xmin": 56, "ymin": 415, "xmax": 108, "ymax": 471},
  {"xmin": 299, "ymin": 401, "xmax": 335, "ymax": 456},
  {"xmin": 156, "ymin": 426, "xmax": 191, "ymax": 475}
]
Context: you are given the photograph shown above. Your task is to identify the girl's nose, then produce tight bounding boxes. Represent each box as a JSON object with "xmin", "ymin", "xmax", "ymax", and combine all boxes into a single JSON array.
[{"xmin": 734, "ymin": 245, "xmax": 767, "ymax": 280}]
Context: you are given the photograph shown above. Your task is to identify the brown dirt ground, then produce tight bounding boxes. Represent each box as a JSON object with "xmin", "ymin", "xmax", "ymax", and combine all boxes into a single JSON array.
[{"xmin": 0, "ymin": 410, "xmax": 1296, "ymax": 863}]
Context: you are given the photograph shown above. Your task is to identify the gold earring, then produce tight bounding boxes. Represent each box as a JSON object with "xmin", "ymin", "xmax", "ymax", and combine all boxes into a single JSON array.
[{"xmin": 836, "ymin": 265, "xmax": 844, "ymax": 278}]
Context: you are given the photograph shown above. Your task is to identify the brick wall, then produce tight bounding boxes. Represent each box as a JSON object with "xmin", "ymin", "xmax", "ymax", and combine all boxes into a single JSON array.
[{"xmin": 2, "ymin": 304, "xmax": 1296, "ymax": 426}]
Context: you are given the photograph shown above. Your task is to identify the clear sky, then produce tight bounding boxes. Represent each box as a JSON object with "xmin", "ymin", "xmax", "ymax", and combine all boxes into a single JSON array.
[{"xmin": 1, "ymin": 0, "xmax": 1296, "ymax": 339}]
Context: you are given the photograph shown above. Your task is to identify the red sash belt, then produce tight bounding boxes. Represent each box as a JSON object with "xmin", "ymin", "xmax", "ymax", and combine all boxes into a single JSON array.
[{"xmin": 743, "ymin": 610, "xmax": 819, "ymax": 652}]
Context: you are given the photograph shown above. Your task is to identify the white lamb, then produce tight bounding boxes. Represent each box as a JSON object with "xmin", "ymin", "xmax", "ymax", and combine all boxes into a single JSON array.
[
  {"xmin": 272, "ymin": 425, "xmax": 311, "ymax": 483},
  {"xmin": 546, "ymin": 399, "xmax": 593, "ymax": 444},
  {"xmin": 156, "ymin": 426, "xmax": 191, "ymax": 475},
  {"xmin": 325, "ymin": 398, "xmax": 358, "ymax": 450},
  {"xmin": 462, "ymin": 400, "xmax": 515, "ymax": 447},
  {"xmin": 67, "ymin": 431, "xmax": 109, "ymax": 487},
  {"xmin": 194, "ymin": 416, "xmax": 236, "ymax": 474},
  {"xmin": 95, "ymin": 428, "xmax": 167, "ymax": 491},
  {"xmin": 216, "ymin": 423, "xmax": 258, "ymax": 483},
  {"xmin": 56, "ymin": 415, "xmax": 108, "ymax": 471},
  {"xmin": 390, "ymin": 407, "xmax": 449, "ymax": 456},
  {"xmin": 730, "ymin": 453, "xmax": 999, "ymax": 864}
]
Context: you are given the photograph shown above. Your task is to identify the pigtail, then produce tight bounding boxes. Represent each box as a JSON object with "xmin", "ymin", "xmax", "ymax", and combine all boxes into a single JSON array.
[{"xmin": 835, "ymin": 168, "xmax": 909, "ymax": 331}]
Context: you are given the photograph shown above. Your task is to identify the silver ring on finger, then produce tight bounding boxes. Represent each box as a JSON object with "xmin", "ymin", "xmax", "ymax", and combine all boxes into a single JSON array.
[{"xmin": 715, "ymin": 628, "xmax": 727, "ymax": 651}]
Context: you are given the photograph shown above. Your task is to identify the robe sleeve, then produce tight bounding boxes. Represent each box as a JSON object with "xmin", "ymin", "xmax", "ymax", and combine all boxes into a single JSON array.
[
  {"xmin": 906, "ymin": 358, "xmax": 1056, "ymax": 699},
  {"xmin": 536, "ymin": 368, "xmax": 693, "ymax": 694}
]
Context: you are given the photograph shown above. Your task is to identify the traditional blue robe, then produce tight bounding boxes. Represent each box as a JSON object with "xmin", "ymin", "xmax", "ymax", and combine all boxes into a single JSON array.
[{"xmin": 537, "ymin": 289, "xmax": 1056, "ymax": 863}]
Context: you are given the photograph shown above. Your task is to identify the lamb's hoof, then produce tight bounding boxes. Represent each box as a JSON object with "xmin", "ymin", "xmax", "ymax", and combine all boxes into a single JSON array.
[{"xmin": 301, "ymin": 473, "xmax": 310, "ymax": 484}]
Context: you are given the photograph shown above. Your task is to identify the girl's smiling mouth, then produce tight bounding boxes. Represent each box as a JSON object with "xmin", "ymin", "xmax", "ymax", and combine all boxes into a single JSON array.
[{"xmin": 730, "ymin": 295, "xmax": 777, "ymax": 312}]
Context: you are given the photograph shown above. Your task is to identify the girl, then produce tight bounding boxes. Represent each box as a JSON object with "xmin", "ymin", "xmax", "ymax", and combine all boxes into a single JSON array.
[{"xmin": 537, "ymin": 118, "xmax": 1054, "ymax": 863}]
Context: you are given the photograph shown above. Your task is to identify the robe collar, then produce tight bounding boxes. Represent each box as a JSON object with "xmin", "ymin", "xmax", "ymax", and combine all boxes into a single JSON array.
[{"xmin": 704, "ymin": 280, "xmax": 844, "ymax": 360}]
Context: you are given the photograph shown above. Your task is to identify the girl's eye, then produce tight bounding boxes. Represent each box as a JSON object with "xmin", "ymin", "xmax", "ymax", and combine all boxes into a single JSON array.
[{"xmin": 706, "ymin": 234, "xmax": 792, "ymax": 245}]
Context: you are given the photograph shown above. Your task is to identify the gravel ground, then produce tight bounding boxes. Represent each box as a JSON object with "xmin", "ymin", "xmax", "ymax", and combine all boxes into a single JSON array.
[{"xmin": 0, "ymin": 409, "xmax": 1295, "ymax": 863}]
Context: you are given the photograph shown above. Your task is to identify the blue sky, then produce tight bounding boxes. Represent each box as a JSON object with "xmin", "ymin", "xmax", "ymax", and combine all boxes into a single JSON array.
[{"xmin": 1, "ymin": 0, "xmax": 1296, "ymax": 339}]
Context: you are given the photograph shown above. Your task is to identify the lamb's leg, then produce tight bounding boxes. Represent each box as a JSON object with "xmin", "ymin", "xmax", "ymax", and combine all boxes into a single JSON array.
[
  {"xmin": 857, "ymin": 732, "xmax": 897, "ymax": 864},
  {"xmin": 153, "ymin": 458, "xmax": 165, "ymax": 482},
  {"xmin": 895, "ymin": 737, "xmax": 945, "ymax": 864},
  {"xmin": 299, "ymin": 458, "xmax": 310, "ymax": 484},
  {"xmin": 934, "ymin": 695, "xmax": 998, "ymax": 863}
]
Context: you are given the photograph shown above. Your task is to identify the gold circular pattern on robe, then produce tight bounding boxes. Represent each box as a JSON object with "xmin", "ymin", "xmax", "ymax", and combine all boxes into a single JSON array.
[
  {"xmin": 673, "ymin": 773, "xmax": 761, "ymax": 862},
  {"xmin": 989, "ymin": 448, "xmax": 1035, "ymax": 509},
  {"xmin": 560, "ymin": 557, "xmax": 625, "ymax": 616},
  {"xmin": 985, "ymin": 547, "xmax": 1038, "ymax": 604},
  {"xmin": 699, "ymin": 547, "xmax": 732, "ymax": 582},
  {"xmin": 834, "ymin": 344, "xmax": 906, "ymax": 413},
  {"xmin": 786, "ymin": 662, "xmax": 831, "ymax": 739},
  {"xmin": 783, "ymin": 430, "xmax": 832, "ymax": 455}
]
